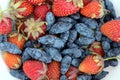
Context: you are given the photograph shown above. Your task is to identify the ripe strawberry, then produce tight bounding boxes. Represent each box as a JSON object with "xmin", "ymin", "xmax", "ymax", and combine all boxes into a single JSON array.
[
  {"xmin": 8, "ymin": 31, "xmax": 26, "ymax": 50},
  {"xmin": 34, "ymin": 4, "xmax": 50, "ymax": 21},
  {"xmin": 89, "ymin": 42, "xmax": 105, "ymax": 56},
  {"xmin": 79, "ymin": 54, "xmax": 104, "ymax": 74},
  {"xmin": 101, "ymin": 20, "xmax": 120, "ymax": 42},
  {"xmin": 0, "ymin": 17, "xmax": 12, "ymax": 34},
  {"xmin": 46, "ymin": 61, "xmax": 60, "ymax": 80},
  {"xmin": 23, "ymin": 60, "xmax": 47, "ymax": 80},
  {"xmin": 10, "ymin": 0, "xmax": 33, "ymax": 18},
  {"xmin": 27, "ymin": 0, "xmax": 46, "ymax": 5},
  {"xmin": 19, "ymin": 18, "xmax": 47, "ymax": 40},
  {"xmin": 83, "ymin": 0, "xmax": 92, "ymax": 5},
  {"xmin": 80, "ymin": 1, "xmax": 104, "ymax": 18},
  {"xmin": 52, "ymin": 0, "xmax": 83, "ymax": 17},
  {"xmin": 3, "ymin": 52, "xmax": 22, "ymax": 69},
  {"xmin": 65, "ymin": 66, "xmax": 78, "ymax": 80}
]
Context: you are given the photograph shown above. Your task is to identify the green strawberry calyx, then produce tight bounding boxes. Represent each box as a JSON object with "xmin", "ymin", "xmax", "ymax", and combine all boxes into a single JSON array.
[
  {"xmin": 24, "ymin": 18, "xmax": 47, "ymax": 40},
  {"xmin": 66, "ymin": 0, "xmax": 84, "ymax": 8},
  {"xmin": 10, "ymin": 0, "xmax": 26, "ymax": 18},
  {"xmin": 93, "ymin": 54, "xmax": 104, "ymax": 73}
]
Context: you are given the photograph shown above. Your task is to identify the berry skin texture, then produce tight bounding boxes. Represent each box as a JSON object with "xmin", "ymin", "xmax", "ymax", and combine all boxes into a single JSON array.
[
  {"xmin": 89, "ymin": 42, "xmax": 105, "ymax": 56},
  {"xmin": 10, "ymin": 69, "xmax": 29, "ymax": 80},
  {"xmin": 61, "ymin": 55, "xmax": 72, "ymax": 74},
  {"xmin": 49, "ymin": 22, "xmax": 73, "ymax": 34},
  {"xmin": 34, "ymin": 4, "xmax": 50, "ymax": 21},
  {"xmin": 80, "ymin": 1, "xmax": 104, "ymax": 18},
  {"xmin": 0, "ymin": 17, "xmax": 12, "ymax": 34},
  {"xmin": 8, "ymin": 32, "xmax": 26, "ymax": 50},
  {"xmin": 46, "ymin": 61, "xmax": 60, "ymax": 80},
  {"xmin": 3, "ymin": 52, "xmax": 22, "ymax": 69},
  {"xmin": 83, "ymin": 0, "xmax": 92, "ymax": 6},
  {"xmin": 52, "ymin": 0, "xmax": 83, "ymax": 17},
  {"xmin": 79, "ymin": 54, "xmax": 104, "ymax": 74},
  {"xmin": 27, "ymin": 0, "xmax": 46, "ymax": 5},
  {"xmin": 0, "ymin": 42, "xmax": 22, "ymax": 54},
  {"xmin": 101, "ymin": 20, "xmax": 120, "ymax": 42},
  {"xmin": 65, "ymin": 66, "xmax": 78, "ymax": 80},
  {"xmin": 38, "ymin": 35, "xmax": 65, "ymax": 49},
  {"xmin": 23, "ymin": 60, "xmax": 47, "ymax": 80}
]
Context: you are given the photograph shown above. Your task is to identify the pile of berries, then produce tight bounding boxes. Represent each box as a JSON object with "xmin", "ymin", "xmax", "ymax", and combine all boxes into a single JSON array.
[{"xmin": 0, "ymin": 0, "xmax": 120, "ymax": 80}]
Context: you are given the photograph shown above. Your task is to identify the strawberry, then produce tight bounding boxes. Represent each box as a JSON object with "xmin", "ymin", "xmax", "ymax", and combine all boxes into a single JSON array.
[
  {"xmin": 89, "ymin": 42, "xmax": 105, "ymax": 56},
  {"xmin": 101, "ymin": 20, "xmax": 120, "ymax": 42},
  {"xmin": 52, "ymin": 0, "xmax": 83, "ymax": 17},
  {"xmin": 19, "ymin": 18, "xmax": 47, "ymax": 40},
  {"xmin": 65, "ymin": 66, "xmax": 78, "ymax": 80},
  {"xmin": 0, "ymin": 17, "xmax": 12, "ymax": 34},
  {"xmin": 34, "ymin": 4, "xmax": 50, "ymax": 21},
  {"xmin": 10, "ymin": 0, "xmax": 33, "ymax": 18},
  {"xmin": 79, "ymin": 54, "xmax": 104, "ymax": 74},
  {"xmin": 46, "ymin": 61, "xmax": 60, "ymax": 80},
  {"xmin": 80, "ymin": 1, "xmax": 104, "ymax": 18},
  {"xmin": 83, "ymin": 0, "xmax": 92, "ymax": 6},
  {"xmin": 27, "ymin": 0, "xmax": 46, "ymax": 5},
  {"xmin": 8, "ymin": 31, "xmax": 26, "ymax": 50},
  {"xmin": 3, "ymin": 52, "xmax": 22, "ymax": 69},
  {"xmin": 23, "ymin": 60, "xmax": 47, "ymax": 80}
]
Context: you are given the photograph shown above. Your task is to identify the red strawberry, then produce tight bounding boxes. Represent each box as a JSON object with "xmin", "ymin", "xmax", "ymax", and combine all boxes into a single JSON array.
[
  {"xmin": 101, "ymin": 20, "xmax": 120, "ymax": 42},
  {"xmin": 8, "ymin": 31, "xmax": 26, "ymax": 50},
  {"xmin": 65, "ymin": 66, "xmax": 78, "ymax": 80},
  {"xmin": 23, "ymin": 60, "xmax": 47, "ymax": 80},
  {"xmin": 52, "ymin": 0, "xmax": 83, "ymax": 17},
  {"xmin": 27, "ymin": 0, "xmax": 46, "ymax": 5},
  {"xmin": 79, "ymin": 54, "xmax": 104, "ymax": 74},
  {"xmin": 83, "ymin": 0, "xmax": 92, "ymax": 5},
  {"xmin": 34, "ymin": 4, "xmax": 50, "ymax": 21},
  {"xmin": 0, "ymin": 17, "xmax": 12, "ymax": 34},
  {"xmin": 46, "ymin": 61, "xmax": 60, "ymax": 80},
  {"xmin": 10, "ymin": 0, "xmax": 33, "ymax": 18},
  {"xmin": 89, "ymin": 42, "xmax": 105, "ymax": 56},
  {"xmin": 3, "ymin": 52, "xmax": 22, "ymax": 69},
  {"xmin": 19, "ymin": 18, "xmax": 47, "ymax": 40},
  {"xmin": 80, "ymin": 1, "xmax": 104, "ymax": 18}
]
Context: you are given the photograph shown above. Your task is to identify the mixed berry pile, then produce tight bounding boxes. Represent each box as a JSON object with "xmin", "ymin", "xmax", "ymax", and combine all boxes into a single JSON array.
[{"xmin": 0, "ymin": 0, "xmax": 120, "ymax": 80}]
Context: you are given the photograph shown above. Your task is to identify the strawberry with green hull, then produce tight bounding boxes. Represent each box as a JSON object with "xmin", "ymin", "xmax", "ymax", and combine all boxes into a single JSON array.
[
  {"xmin": 52, "ymin": 0, "xmax": 83, "ymax": 17},
  {"xmin": 46, "ymin": 61, "xmax": 60, "ymax": 80},
  {"xmin": 19, "ymin": 18, "xmax": 47, "ymax": 40},
  {"xmin": 34, "ymin": 4, "xmax": 50, "ymax": 21},
  {"xmin": 89, "ymin": 42, "xmax": 105, "ymax": 56},
  {"xmin": 27, "ymin": 0, "xmax": 46, "ymax": 5},
  {"xmin": 3, "ymin": 52, "xmax": 22, "ymax": 69},
  {"xmin": 8, "ymin": 31, "xmax": 26, "ymax": 50},
  {"xmin": 101, "ymin": 20, "xmax": 120, "ymax": 42},
  {"xmin": 80, "ymin": 1, "xmax": 104, "ymax": 18},
  {"xmin": 23, "ymin": 60, "xmax": 47, "ymax": 80},
  {"xmin": 79, "ymin": 54, "xmax": 104, "ymax": 74},
  {"xmin": 10, "ymin": 0, "xmax": 33, "ymax": 18}
]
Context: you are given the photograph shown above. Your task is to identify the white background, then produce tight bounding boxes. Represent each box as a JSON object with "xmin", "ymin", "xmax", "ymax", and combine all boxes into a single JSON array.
[{"xmin": 0, "ymin": 0, "xmax": 120, "ymax": 80}]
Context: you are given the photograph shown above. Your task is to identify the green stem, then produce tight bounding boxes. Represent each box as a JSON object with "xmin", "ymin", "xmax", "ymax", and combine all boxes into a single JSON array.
[{"xmin": 104, "ymin": 57, "xmax": 120, "ymax": 61}]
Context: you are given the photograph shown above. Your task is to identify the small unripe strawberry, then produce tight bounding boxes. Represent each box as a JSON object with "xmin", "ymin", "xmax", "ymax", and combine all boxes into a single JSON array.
[
  {"xmin": 3, "ymin": 52, "xmax": 22, "ymax": 69},
  {"xmin": 79, "ymin": 54, "xmax": 104, "ymax": 74}
]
